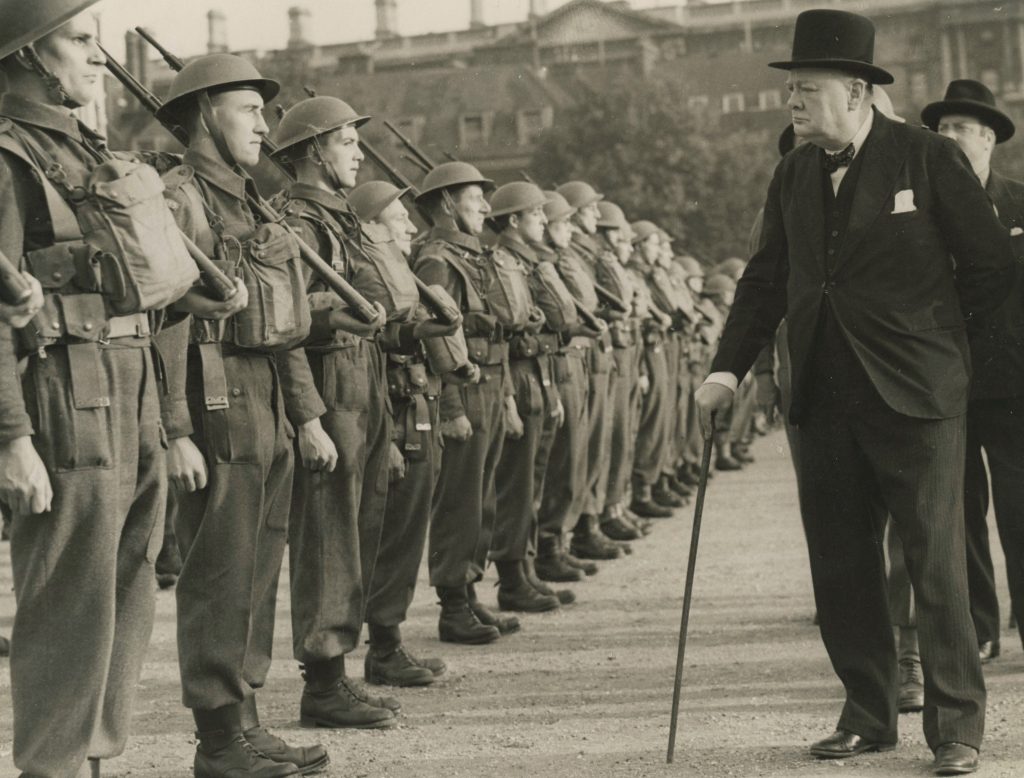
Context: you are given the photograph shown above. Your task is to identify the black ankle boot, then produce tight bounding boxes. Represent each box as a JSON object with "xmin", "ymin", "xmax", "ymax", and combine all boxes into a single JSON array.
[
  {"xmin": 534, "ymin": 535, "xmax": 584, "ymax": 582},
  {"xmin": 299, "ymin": 658, "xmax": 395, "ymax": 729},
  {"xmin": 467, "ymin": 583, "xmax": 521, "ymax": 634},
  {"xmin": 437, "ymin": 585, "xmax": 501, "ymax": 644},
  {"xmin": 523, "ymin": 557, "xmax": 575, "ymax": 604},
  {"xmin": 570, "ymin": 515, "xmax": 623, "ymax": 560},
  {"xmin": 496, "ymin": 560, "xmax": 560, "ymax": 612},
  {"xmin": 365, "ymin": 624, "xmax": 436, "ymax": 687},
  {"xmin": 194, "ymin": 704, "xmax": 301, "ymax": 778},
  {"xmin": 240, "ymin": 696, "xmax": 329, "ymax": 775}
]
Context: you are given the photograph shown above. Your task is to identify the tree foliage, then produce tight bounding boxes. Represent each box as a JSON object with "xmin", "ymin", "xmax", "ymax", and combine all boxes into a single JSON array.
[{"xmin": 529, "ymin": 77, "xmax": 778, "ymax": 264}]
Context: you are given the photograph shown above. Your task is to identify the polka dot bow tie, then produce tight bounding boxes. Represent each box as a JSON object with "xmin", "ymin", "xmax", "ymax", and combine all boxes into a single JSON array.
[{"xmin": 823, "ymin": 143, "xmax": 855, "ymax": 174}]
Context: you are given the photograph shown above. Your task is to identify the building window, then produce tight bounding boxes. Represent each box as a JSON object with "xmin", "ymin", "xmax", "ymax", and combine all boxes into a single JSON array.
[
  {"xmin": 758, "ymin": 89, "xmax": 782, "ymax": 110},
  {"xmin": 459, "ymin": 113, "xmax": 493, "ymax": 147},
  {"xmin": 516, "ymin": 107, "xmax": 553, "ymax": 146},
  {"xmin": 687, "ymin": 95, "xmax": 709, "ymax": 112},
  {"xmin": 722, "ymin": 92, "xmax": 745, "ymax": 114},
  {"xmin": 981, "ymin": 68, "xmax": 1000, "ymax": 94}
]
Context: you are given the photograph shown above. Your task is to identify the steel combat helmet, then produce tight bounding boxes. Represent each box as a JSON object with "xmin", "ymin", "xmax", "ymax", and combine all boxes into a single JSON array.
[
  {"xmin": 488, "ymin": 181, "xmax": 549, "ymax": 218},
  {"xmin": 0, "ymin": 0, "xmax": 100, "ymax": 60},
  {"xmin": 271, "ymin": 96, "xmax": 371, "ymax": 158},
  {"xmin": 155, "ymin": 53, "xmax": 280, "ymax": 123},
  {"xmin": 348, "ymin": 181, "xmax": 409, "ymax": 222},
  {"xmin": 415, "ymin": 161, "xmax": 494, "ymax": 201}
]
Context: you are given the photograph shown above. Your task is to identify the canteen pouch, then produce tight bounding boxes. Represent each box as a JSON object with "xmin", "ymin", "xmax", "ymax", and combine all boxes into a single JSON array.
[
  {"xmin": 0, "ymin": 126, "xmax": 198, "ymax": 315},
  {"xmin": 351, "ymin": 226, "xmax": 420, "ymax": 323},
  {"xmin": 423, "ymin": 328, "xmax": 470, "ymax": 375},
  {"xmin": 530, "ymin": 261, "xmax": 578, "ymax": 333},
  {"xmin": 484, "ymin": 248, "xmax": 534, "ymax": 332},
  {"xmin": 230, "ymin": 223, "xmax": 311, "ymax": 350}
]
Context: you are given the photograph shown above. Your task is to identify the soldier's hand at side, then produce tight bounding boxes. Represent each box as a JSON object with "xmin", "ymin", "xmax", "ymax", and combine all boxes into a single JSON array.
[
  {"xmin": 388, "ymin": 442, "xmax": 406, "ymax": 483},
  {"xmin": 639, "ymin": 374, "xmax": 651, "ymax": 395},
  {"xmin": 446, "ymin": 363, "xmax": 480, "ymax": 385},
  {"xmin": 0, "ymin": 436, "xmax": 53, "ymax": 515},
  {"xmin": 174, "ymin": 279, "xmax": 248, "ymax": 320},
  {"xmin": 504, "ymin": 396, "xmax": 524, "ymax": 440},
  {"xmin": 0, "ymin": 273, "xmax": 43, "ymax": 329},
  {"xmin": 694, "ymin": 381, "xmax": 734, "ymax": 439},
  {"xmin": 440, "ymin": 415, "xmax": 472, "ymax": 441},
  {"xmin": 551, "ymin": 398, "xmax": 565, "ymax": 429},
  {"xmin": 297, "ymin": 418, "xmax": 338, "ymax": 473},
  {"xmin": 166, "ymin": 437, "xmax": 208, "ymax": 493}
]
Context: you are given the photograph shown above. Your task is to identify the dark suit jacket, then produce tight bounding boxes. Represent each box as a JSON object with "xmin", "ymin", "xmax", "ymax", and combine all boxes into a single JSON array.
[
  {"xmin": 711, "ymin": 109, "xmax": 1016, "ymax": 423},
  {"xmin": 969, "ymin": 170, "xmax": 1024, "ymax": 400}
]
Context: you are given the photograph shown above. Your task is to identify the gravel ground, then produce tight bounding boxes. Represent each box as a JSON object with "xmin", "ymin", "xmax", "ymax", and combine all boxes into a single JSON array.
[{"xmin": 1, "ymin": 429, "xmax": 1022, "ymax": 777}]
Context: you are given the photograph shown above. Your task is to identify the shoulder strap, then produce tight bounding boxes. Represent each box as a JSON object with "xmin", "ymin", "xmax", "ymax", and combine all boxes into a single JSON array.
[
  {"xmin": 0, "ymin": 122, "xmax": 83, "ymax": 242},
  {"xmin": 164, "ymin": 166, "xmax": 218, "ymax": 258},
  {"xmin": 419, "ymin": 241, "xmax": 486, "ymax": 313}
]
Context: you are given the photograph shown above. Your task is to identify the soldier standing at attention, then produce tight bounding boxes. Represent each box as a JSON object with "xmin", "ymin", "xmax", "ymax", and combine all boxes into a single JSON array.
[
  {"xmin": 156, "ymin": 54, "xmax": 326, "ymax": 777},
  {"xmin": 412, "ymin": 162, "xmax": 521, "ymax": 643},
  {"xmin": 0, "ymin": 3, "xmax": 204, "ymax": 775},
  {"xmin": 555, "ymin": 181, "xmax": 627, "ymax": 560},
  {"xmin": 922, "ymin": 79, "xmax": 1024, "ymax": 662},
  {"xmin": 488, "ymin": 182, "xmax": 570, "ymax": 614},
  {"xmin": 271, "ymin": 96, "xmax": 464, "ymax": 725},
  {"xmin": 350, "ymin": 180, "xmax": 461, "ymax": 686}
]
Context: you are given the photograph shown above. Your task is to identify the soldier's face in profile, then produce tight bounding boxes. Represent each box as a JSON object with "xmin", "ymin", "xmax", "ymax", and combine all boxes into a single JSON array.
[
  {"xmin": 547, "ymin": 216, "xmax": 573, "ymax": 249},
  {"xmin": 34, "ymin": 13, "xmax": 106, "ymax": 108},
  {"xmin": 378, "ymin": 198, "xmax": 417, "ymax": 257},
  {"xmin": 320, "ymin": 125, "xmax": 364, "ymax": 189},
  {"xmin": 517, "ymin": 205, "xmax": 547, "ymax": 244},
  {"xmin": 451, "ymin": 184, "xmax": 490, "ymax": 236},
  {"xmin": 210, "ymin": 89, "xmax": 269, "ymax": 168},
  {"xmin": 641, "ymin": 233, "xmax": 661, "ymax": 263},
  {"xmin": 786, "ymin": 69, "xmax": 864, "ymax": 149},
  {"xmin": 577, "ymin": 202, "xmax": 600, "ymax": 234},
  {"xmin": 937, "ymin": 114, "xmax": 994, "ymax": 175}
]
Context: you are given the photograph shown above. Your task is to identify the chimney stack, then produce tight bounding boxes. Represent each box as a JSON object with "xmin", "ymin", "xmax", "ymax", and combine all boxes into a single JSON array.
[
  {"xmin": 375, "ymin": 0, "xmax": 399, "ymax": 39},
  {"xmin": 528, "ymin": 0, "xmax": 547, "ymax": 19},
  {"xmin": 207, "ymin": 9, "xmax": 228, "ymax": 53},
  {"xmin": 288, "ymin": 6, "xmax": 312, "ymax": 47},
  {"xmin": 470, "ymin": 0, "xmax": 486, "ymax": 29}
]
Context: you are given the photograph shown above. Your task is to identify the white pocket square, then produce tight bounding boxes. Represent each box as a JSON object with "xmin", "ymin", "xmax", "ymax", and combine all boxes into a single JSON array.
[
  {"xmin": 892, "ymin": 189, "xmax": 916, "ymax": 214},
  {"xmin": 1011, "ymin": 226, "xmax": 1023, "ymax": 236}
]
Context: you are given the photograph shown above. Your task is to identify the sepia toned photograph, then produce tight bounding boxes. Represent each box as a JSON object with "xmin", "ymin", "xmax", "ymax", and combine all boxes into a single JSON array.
[{"xmin": 0, "ymin": 0, "xmax": 1022, "ymax": 776}]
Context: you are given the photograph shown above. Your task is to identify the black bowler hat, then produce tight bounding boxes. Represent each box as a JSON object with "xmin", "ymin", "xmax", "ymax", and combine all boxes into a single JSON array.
[
  {"xmin": 921, "ymin": 79, "xmax": 1015, "ymax": 144},
  {"xmin": 769, "ymin": 9, "xmax": 894, "ymax": 85}
]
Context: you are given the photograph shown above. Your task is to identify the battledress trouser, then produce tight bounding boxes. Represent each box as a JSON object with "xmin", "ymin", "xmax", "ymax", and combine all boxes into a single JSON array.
[
  {"xmin": 11, "ymin": 343, "xmax": 164, "ymax": 778},
  {"xmin": 583, "ymin": 342, "xmax": 615, "ymax": 517},
  {"xmin": 537, "ymin": 344, "xmax": 590, "ymax": 542},
  {"xmin": 289, "ymin": 340, "xmax": 390, "ymax": 662},
  {"xmin": 605, "ymin": 342, "xmax": 640, "ymax": 507},
  {"xmin": 429, "ymin": 363, "xmax": 506, "ymax": 586},
  {"xmin": 492, "ymin": 356, "xmax": 547, "ymax": 561},
  {"xmin": 365, "ymin": 389, "xmax": 442, "ymax": 628},
  {"xmin": 175, "ymin": 348, "xmax": 293, "ymax": 710},
  {"xmin": 633, "ymin": 339, "xmax": 670, "ymax": 487}
]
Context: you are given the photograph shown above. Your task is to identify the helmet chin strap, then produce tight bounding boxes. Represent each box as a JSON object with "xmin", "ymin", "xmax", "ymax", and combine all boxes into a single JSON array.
[
  {"xmin": 18, "ymin": 46, "xmax": 80, "ymax": 109},
  {"xmin": 311, "ymin": 136, "xmax": 345, "ymax": 193},
  {"xmin": 197, "ymin": 91, "xmax": 240, "ymax": 170},
  {"xmin": 441, "ymin": 189, "xmax": 473, "ymax": 236}
]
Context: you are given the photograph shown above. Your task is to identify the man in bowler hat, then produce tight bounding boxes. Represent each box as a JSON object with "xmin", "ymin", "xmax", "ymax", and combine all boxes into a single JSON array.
[
  {"xmin": 696, "ymin": 10, "xmax": 1016, "ymax": 776},
  {"xmin": 923, "ymin": 79, "xmax": 1024, "ymax": 664}
]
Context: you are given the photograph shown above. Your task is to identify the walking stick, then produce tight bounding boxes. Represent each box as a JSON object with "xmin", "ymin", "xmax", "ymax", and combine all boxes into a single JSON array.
[{"xmin": 666, "ymin": 415, "xmax": 715, "ymax": 763}]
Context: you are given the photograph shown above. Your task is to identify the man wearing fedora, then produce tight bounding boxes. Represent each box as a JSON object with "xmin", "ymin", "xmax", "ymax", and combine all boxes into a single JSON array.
[
  {"xmin": 696, "ymin": 9, "xmax": 1017, "ymax": 776},
  {"xmin": 923, "ymin": 79, "xmax": 1024, "ymax": 665}
]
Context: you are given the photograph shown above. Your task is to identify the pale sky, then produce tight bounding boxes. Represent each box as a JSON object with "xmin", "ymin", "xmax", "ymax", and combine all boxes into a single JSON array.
[{"xmin": 95, "ymin": 0, "xmax": 690, "ymax": 60}]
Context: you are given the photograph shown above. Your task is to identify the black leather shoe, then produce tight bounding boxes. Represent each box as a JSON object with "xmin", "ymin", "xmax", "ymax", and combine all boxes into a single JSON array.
[
  {"xmin": 523, "ymin": 559, "xmax": 575, "ymax": 604},
  {"xmin": 535, "ymin": 552, "xmax": 584, "ymax": 582},
  {"xmin": 898, "ymin": 658, "xmax": 924, "ymax": 713},
  {"xmin": 630, "ymin": 497, "xmax": 673, "ymax": 518},
  {"xmin": 365, "ymin": 645, "xmax": 436, "ymax": 687},
  {"xmin": 436, "ymin": 586, "xmax": 501, "ymax": 644},
  {"xmin": 571, "ymin": 528, "xmax": 623, "ymax": 560},
  {"xmin": 562, "ymin": 550, "xmax": 599, "ymax": 576},
  {"xmin": 809, "ymin": 730, "xmax": 896, "ymax": 759},
  {"xmin": 715, "ymin": 455, "xmax": 743, "ymax": 471},
  {"xmin": 652, "ymin": 480, "xmax": 685, "ymax": 508},
  {"xmin": 932, "ymin": 743, "xmax": 979, "ymax": 775},
  {"xmin": 299, "ymin": 675, "xmax": 396, "ymax": 729},
  {"xmin": 601, "ymin": 515, "xmax": 641, "ymax": 541},
  {"xmin": 244, "ymin": 726, "xmax": 329, "ymax": 775},
  {"xmin": 468, "ymin": 584, "xmax": 520, "ymax": 634},
  {"xmin": 676, "ymin": 465, "xmax": 700, "ymax": 487},
  {"xmin": 732, "ymin": 446, "xmax": 755, "ymax": 464},
  {"xmin": 495, "ymin": 560, "xmax": 560, "ymax": 613},
  {"xmin": 978, "ymin": 640, "xmax": 1000, "ymax": 663},
  {"xmin": 665, "ymin": 474, "xmax": 694, "ymax": 498}
]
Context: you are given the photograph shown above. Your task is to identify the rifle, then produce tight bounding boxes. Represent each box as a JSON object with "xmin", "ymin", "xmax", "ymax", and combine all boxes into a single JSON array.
[
  {"xmin": 107, "ymin": 42, "xmax": 380, "ymax": 324},
  {"xmin": 135, "ymin": 34, "xmax": 457, "ymax": 327},
  {"xmin": 0, "ymin": 250, "xmax": 32, "ymax": 306}
]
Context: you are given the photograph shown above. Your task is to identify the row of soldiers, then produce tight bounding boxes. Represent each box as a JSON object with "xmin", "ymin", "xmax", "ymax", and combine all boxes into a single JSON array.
[{"xmin": 0, "ymin": 4, "xmax": 757, "ymax": 777}]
